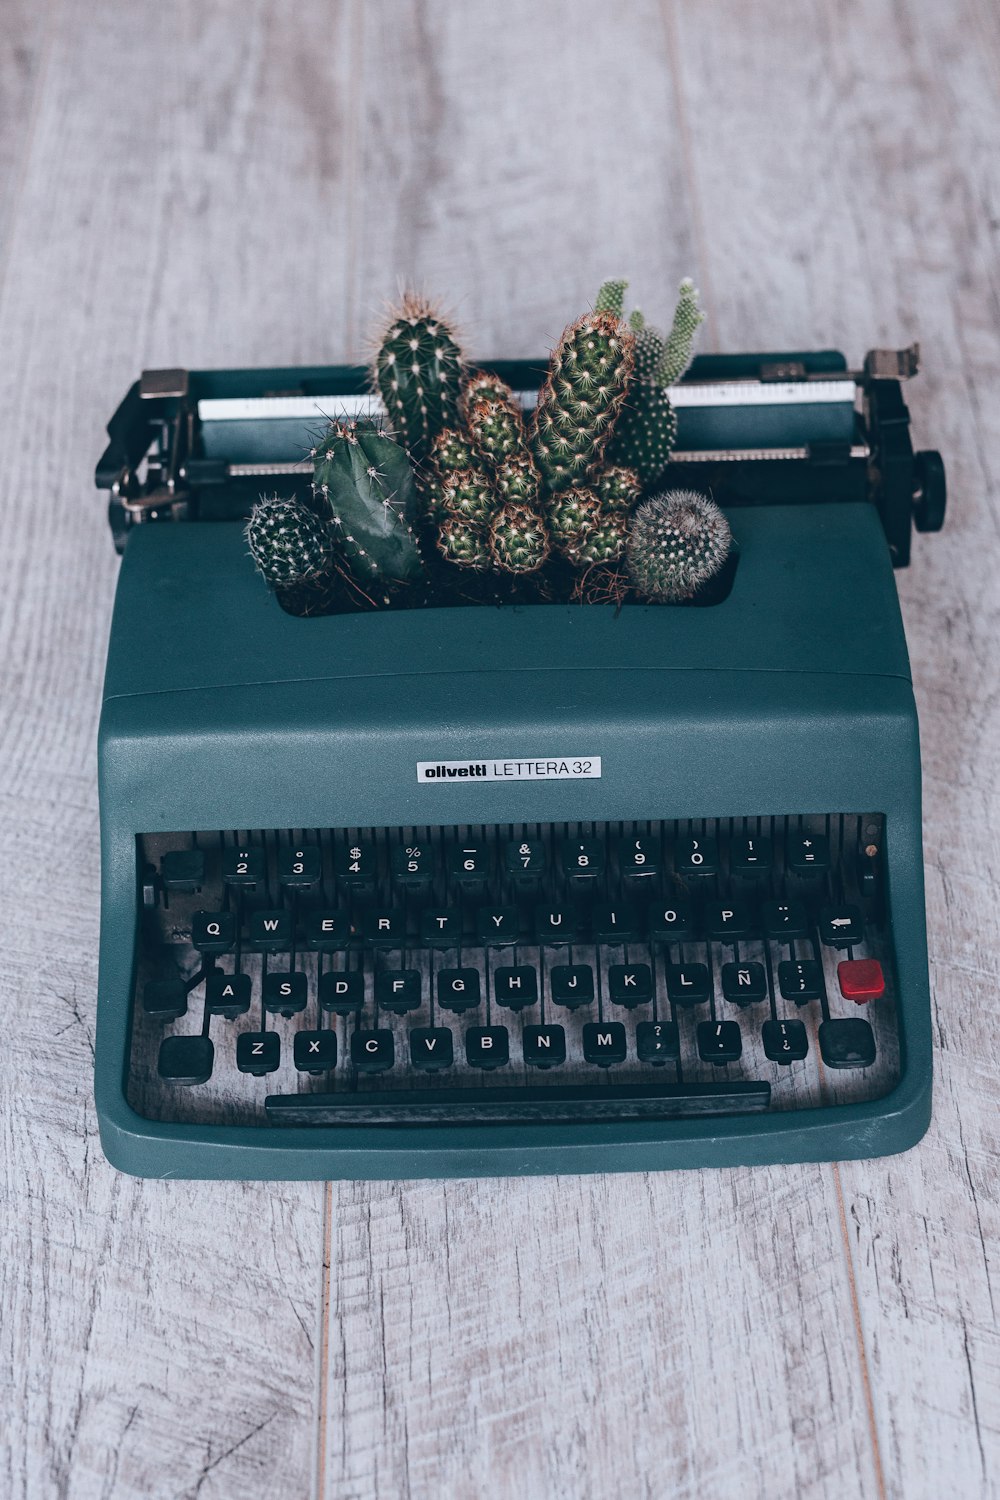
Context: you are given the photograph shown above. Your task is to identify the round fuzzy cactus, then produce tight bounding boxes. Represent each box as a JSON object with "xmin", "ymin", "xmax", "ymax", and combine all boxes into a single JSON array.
[
  {"xmin": 565, "ymin": 514, "xmax": 628, "ymax": 567},
  {"xmin": 246, "ymin": 496, "xmax": 332, "ymax": 586},
  {"xmin": 547, "ymin": 486, "xmax": 601, "ymax": 554},
  {"xmin": 432, "ymin": 426, "xmax": 479, "ymax": 473},
  {"xmin": 494, "ymin": 453, "xmax": 542, "ymax": 506},
  {"xmin": 490, "ymin": 503, "xmax": 551, "ymax": 574},
  {"xmin": 439, "ymin": 467, "xmax": 496, "ymax": 525},
  {"xmin": 372, "ymin": 293, "xmax": 463, "ymax": 464},
  {"xmin": 467, "ymin": 397, "xmax": 525, "ymax": 468},
  {"xmin": 626, "ymin": 488, "xmax": 731, "ymax": 602},
  {"xmin": 595, "ymin": 465, "xmax": 642, "ymax": 513},
  {"xmin": 531, "ymin": 310, "xmax": 635, "ymax": 492},
  {"xmin": 437, "ymin": 517, "xmax": 493, "ymax": 569},
  {"xmin": 461, "ymin": 369, "xmax": 515, "ymax": 415}
]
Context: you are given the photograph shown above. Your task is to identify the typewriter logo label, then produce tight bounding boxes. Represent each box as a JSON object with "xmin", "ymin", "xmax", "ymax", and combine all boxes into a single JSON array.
[{"xmin": 417, "ymin": 757, "xmax": 602, "ymax": 783}]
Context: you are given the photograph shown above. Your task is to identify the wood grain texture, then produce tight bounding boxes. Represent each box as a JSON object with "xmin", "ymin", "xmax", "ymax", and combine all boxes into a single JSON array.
[{"xmin": 2, "ymin": 0, "xmax": 1000, "ymax": 1496}]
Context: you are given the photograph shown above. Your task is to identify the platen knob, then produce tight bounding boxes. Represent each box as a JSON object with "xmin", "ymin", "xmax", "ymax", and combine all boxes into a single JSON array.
[{"xmin": 913, "ymin": 449, "xmax": 946, "ymax": 532}]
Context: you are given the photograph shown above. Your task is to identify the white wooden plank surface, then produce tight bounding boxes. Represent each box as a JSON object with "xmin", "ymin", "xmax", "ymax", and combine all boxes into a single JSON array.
[{"xmin": 1, "ymin": 0, "xmax": 999, "ymax": 1497}]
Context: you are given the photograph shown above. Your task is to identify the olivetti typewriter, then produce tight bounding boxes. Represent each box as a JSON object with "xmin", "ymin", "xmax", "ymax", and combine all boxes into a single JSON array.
[{"xmin": 94, "ymin": 345, "xmax": 945, "ymax": 1178}]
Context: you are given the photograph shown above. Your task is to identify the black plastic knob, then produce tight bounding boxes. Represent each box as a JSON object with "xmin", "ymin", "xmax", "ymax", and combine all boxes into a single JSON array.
[{"xmin": 913, "ymin": 449, "xmax": 946, "ymax": 532}]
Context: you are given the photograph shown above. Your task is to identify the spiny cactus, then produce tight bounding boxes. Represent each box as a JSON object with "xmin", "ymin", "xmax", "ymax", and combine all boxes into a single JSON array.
[
  {"xmin": 626, "ymin": 488, "xmax": 731, "ymax": 602},
  {"xmin": 659, "ymin": 277, "xmax": 706, "ymax": 387},
  {"xmin": 547, "ymin": 486, "xmax": 602, "ymax": 555},
  {"xmin": 467, "ymin": 397, "xmax": 525, "ymax": 467},
  {"xmin": 246, "ymin": 496, "xmax": 333, "ymax": 586},
  {"xmin": 494, "ymin": 453, "xmax": 542, "ymax": 506},
  {"xmin": 431, "ymin": 426, "xmax": 479, "ymax": 473},
  {"xmin": 531, "ymin": 310, "xmax": 635, "ymax": 492},
  {"xmin": 461, "ymin": 370, "xmax": 515, "ymax": 414},
  {"xmin": 565, "ymin": 514, "xmax": 628, "ymax": 567},
  {"xmin": 439, "ymin": 467, "xmax": 495, "ymax": 524},
  {"xmin": 490, "ymin": 503, "xmax": 551, "ymax": 574},
  {"xmin": 595, "ymin": 465, "xmax": 642, "ymax": 513},
  {"xmin": 372, "ymin": 293, "xmax": 463, "ymax": 464},
  {"xmin": 437, "ymin": 517, "xmax": 493, "ymax": 569},
  {"xmin": 314, "ymin": 422, "xmax": 424, "ymax": 582},
  {"xmin": 594, "ymin": 279, "xmax": 628, "ymax": 318}
]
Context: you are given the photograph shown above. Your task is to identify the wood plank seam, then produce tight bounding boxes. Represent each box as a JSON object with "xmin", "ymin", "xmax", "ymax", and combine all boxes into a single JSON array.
[{"xmin": 0, "ymin": 0, "xmax": 56, "ymax": 322}]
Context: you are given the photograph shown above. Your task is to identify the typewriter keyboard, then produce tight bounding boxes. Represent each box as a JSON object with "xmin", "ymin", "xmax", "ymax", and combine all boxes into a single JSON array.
[{"xmin": 128, "ymin": 815, "xmax": 899, "ymax": 1126}]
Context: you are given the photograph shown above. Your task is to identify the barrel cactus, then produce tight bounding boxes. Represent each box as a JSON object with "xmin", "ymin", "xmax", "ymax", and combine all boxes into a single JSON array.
[
  {"xmin": 439, "ymin": 467, "xmax": 496, "ymax": 525},
  {"xmin": 246, "ymin": 496, "xmax": 333, "ymax": 586},
  {"xmin": 626, "ymin": 488, "xmax": 731, "ymax": 602},
  {"xmin": 437, "ymin": 517, "xmax": 493, "ymax": 569},
  {"xmin": 314, "ymin": 422, "xmax": 424, "ymax": 582},
  {"xmin": 372, "ymin": 293, "xmax": 463, "ymax": 463},
  {"xmin": 531, "ymin": 310, "xmax": 635, "ymax": 492},
  {"xmin": 490, "ymin": 504, "xmax": 551, "ymax": 574}
]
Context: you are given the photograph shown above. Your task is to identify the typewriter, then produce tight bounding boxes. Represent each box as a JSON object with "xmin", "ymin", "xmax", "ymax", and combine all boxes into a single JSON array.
[{"xmin": 94, "ymin": 345, "xmax": 945, "ymax": 1178}]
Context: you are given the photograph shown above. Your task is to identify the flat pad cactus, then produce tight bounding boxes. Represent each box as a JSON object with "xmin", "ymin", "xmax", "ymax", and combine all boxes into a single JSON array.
[{"xmin": 314, "ymin": 422, "xmax": 424, "ymax": 582}]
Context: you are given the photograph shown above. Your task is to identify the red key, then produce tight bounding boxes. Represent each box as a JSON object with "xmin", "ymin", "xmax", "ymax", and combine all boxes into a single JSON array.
[{"xmin": 837, "ymin": 959, "xmax": 885, "ymax": 1004}]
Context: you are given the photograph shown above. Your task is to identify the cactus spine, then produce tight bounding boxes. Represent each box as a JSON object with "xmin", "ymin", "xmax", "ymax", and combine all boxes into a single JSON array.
[
  {"xmin": 531, "ymin": 310, "xmax": 635, "ymax": 492},
  {"xmin": 431, "ymin": 427, "xmax": 479, "ymax": 473},
  {"xmin": 494, "ymin": 454, "xmax": 542, "ymax": 506},
  {"xmin": 595, "ymin": 465, "xmax": 642, "ymax": 514},
  {"xmin": 373, "ymin": 293, "xmax": 463, "ymax": 463},
  {"xmin": 467, "ymin": 397, "xmax": 526, "ymax": 467},
  {"xmin": 437, "ymin": 517, "xmax": 493, "ymax": 569},
  {"xmin": 246, "ymin": 496, "xmax": 333, "ymax": 586},
  {"xmin": 565, "ymin": 514, "xmax": 628, "ymax": 567},
  {"xmin": 625, "ymin": 488, "xmax": 731, "ymax": 602},
  {"xmin": 314, "ymin": 422, "xmax": 424, "ymax": 582},
  {"xmin": 461, "ymin": 370, "xmax": 516, "ymax": 414},
  {"xmin": 490, "ymin": 504, "xmax": 551, "ymax": 574},
  {"xmin": 439, "ymin": 467, "xmax": 495, "ymax": 525}
]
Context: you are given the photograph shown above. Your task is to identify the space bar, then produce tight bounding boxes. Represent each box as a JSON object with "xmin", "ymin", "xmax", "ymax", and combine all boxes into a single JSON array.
[{"xmin": 265, "ymin": 1080, "xmax": 771, "ymax": 1126}]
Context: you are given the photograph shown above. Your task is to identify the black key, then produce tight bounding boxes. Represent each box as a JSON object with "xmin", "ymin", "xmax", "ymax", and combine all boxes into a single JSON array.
[
  {"xmin": 420, "ymin": 908, "xmax": 463, "ymax": 948},
  {"xmin": 278, "ymin": 844, "xmax": 322, "ymax": 890},
  {"xmin": 362, "ymin": 909, "xmax": 408, "ymax": 947},
  {"xmin": 720, "ymin": 961, "xmax": 767, "ymax": 1007},
  {"xmin": 222, "ymin": 847, "xmax": 265, "ymax": 888},
  {"xmin": 550, "ymin": 964, "xmax": 594, "ymax": 1009},
  {"xmin": 787, "ymin": 831, "xmax": 830, "ymax": 876},
  {"xmin": 263, "ymin": 970, "xmax": 308, "ymax": 1016},
  {"xmin": 191, "ymin": 910, "xmax": 236, "ymax": 954},
  {"xmin": 447, "ymin": 842, "xmax": 491, "ymax": 893},
  {"xmin": 608, "ymin": 964, "xmax": 653, "ymax": 1007},
  {"xmin": 778, "ymin": 959, "xmax": 824, "ymax": 1005},
  {"xmin": 409, "ymin": 1026, "xmax": 454, "ymax": 1072},
  {"xmin": 205, "ymin": 970, "xmax": 251, "ymax": 1018},
  {"xmin": 730, "ymin": 834, "xmax": 772, "ymax": 878},
  {"xmin": 375, "ymin": 969, "xmax": 421, "ymax": 1014},
  {"xmin": 762, "ymin": 900, "xmax": 809, "ymax": 939},
  {"xmin": 305, "ymin": 910, "xmax": 351, "ymax": 951},
  {"xmin": 466, "ymin": 1026, "xmax": 510, "ymax": 1069},
  {"xmin": 250, "ymin": 909, "xmax": 292, "ymax": 953},
  {"xmin": 697, "ymin": 1020, "xmax": 742, "ymax": 1064},
  {"xmin": 158, "ymin": 1034, "xmax": 214, "ymax": 1085},
  {"xmin": 560, "ymin": 837, "xmax": 605, "ymax": 882},
  {"xmin": 819, "ymin": 1017, "xmax": 877, "ymax": 1069},
  {"xmin": 536, "ymin": 907, "xmax": 578, "ymax": 944},
  {"xmin": 704, "ymin": 900, "xmax": 752, "ymax": 940},
  {"xmin": 504, "ymin": 839, "xmax": 546, "ymax": 889},
  {"xmin": 294, "ymin": 1029, "xmax": 337, "ymax": 1073},
  {"xmin": 592, "ymin": 903, "xmax": 640, "ymax": 944},
  {"xmin": 391, "ymin": 841, "xmax": 437, "ymax": 893},
  {"xmin": 636, "ymin": 1020, "xmax": 680, "ymax": 1064},
  {"xmin": 477, "ymin": 906, "xmax": 521, "ymax": 947},
  {"xmin": 675, "ymin": 834, "xmax": 718, "ymax": 877},
  {"xmin": 351, "ymin": 1028, "xmax": 395, "ymax": 1073},
  {"xmin": 819, "ymin": 904, "xmax": 864, "ymax": 948},
  {"xmin": 619, "ymin": 833, "xmax": 661, "ymax": 883},
  {"xmin": 437, "ymin": 968, "xmax": 481, "ymax": 1013},
  {"xmin": 762, "ymin": 1018, "xmax": 809, "ymax": 1063},
  {"xmin": 666, "ymin": 963, "xmax": 711, "ymax": 1006},
  {"xmin": 143, "ymin": 978, "xmax": 188, "ymax": 1021},
  {"xmin": 493, "ymin": 966, "xmax": 538, "ymax": 1011},
  {"xmin": 161, "ymin": 848, "xmax": 205, "ymax": 893},
  {"xmin": 648, "ymin": 900, "xmax": 693, "ymax": 942},
  {"xmin": 318, "ymin": 970, "xmax": 365, "ymax": 1015},
  {"xmin": 335, "ymin": 839, "xmax": 378, "ymax": 895},
  {"xmin": 583, "ymin": 1021, "xmax": 627, "ymax": 1067},
  {"xmin": 236, "ymin": 1031, "xmax": 280, "ymax": 1075},
  {"xmin": 523, "ymin": 1024, "xmax": 566, "ymax": 1069}
]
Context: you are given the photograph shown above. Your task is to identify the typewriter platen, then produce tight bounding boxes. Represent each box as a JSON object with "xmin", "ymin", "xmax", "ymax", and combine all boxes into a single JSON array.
[{"xmin": 95, "ymin": 347, "xmax": 944, "ymax": 1177}]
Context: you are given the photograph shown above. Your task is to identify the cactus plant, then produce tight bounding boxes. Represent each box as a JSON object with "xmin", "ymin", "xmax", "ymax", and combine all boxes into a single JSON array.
[
  {"xmin": 531, "ymin": 310, "xmax": 635, "ymax": 492},
  {"xmin": 372, "ymin": 293, "xmax": 463, "ymax": 463},
  {"xmin": 625, "ymin": 488, "xmax": 731, "ymax": 602},
  {"xmin": 659, "ymin": 277, "xmax": 705, "ymax": 386},
  {"xmin": 246, "ymin": 495, "xmax": 333, "ymax": 586},
  {"xmin": 439, "ymin": 467, "xmax": 496, "ymax": 525},
  {"xmin": 565, "ymin": 513, "xmax": 628, "ymax": 567},
  {"xmin": 595, "ymin": 465, "xmax": 642, "ymax": 513},
  {"xmin": 547, "ymin": 486, "xmax": 602, "ymax": 554},
  {"xmin": 314, "ymin": 422, "xmax": 424, "ymax": 582},
  {"xmin": 461, "ymin": 369, "xmax": 515, "ymax": 414},
  {"xmin": 490, "ymin": 503, "xmax": 551, "ymax": 574},
  {"xmin": 494, "ymin": 453, "xmax": 542, "ymax": 506},
  {"xmin": 431, "ymin": 426, "xmax": 479, "ymax": 473},
  {"xmin": 437, "ymin": 517, "xmax": 493, "ymax": 569},
  {"xmin": 467, "ymin": 396, "xmax": 526, "ymax": 467},
  {"xmin": 594, "ymin": 279, "xmax": 627, "ymax": 318}
]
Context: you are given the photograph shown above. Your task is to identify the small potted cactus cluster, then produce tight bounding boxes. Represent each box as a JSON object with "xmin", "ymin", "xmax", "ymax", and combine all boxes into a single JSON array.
[{"xmin": 246, "ymin": 277, "xmax": 735, "ymax": 614}]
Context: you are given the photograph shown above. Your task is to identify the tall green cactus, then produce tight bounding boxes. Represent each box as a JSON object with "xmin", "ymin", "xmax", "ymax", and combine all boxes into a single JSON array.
[
  {"xmin": 372, "ymin": 293, "xmax": 463, "ymax": 463},
  {"xmin": 531, "ymin": 310, "xmax": 635, "ymax": 492},
  {"xmin": 246, "ymin": 496, "xmax": 333, "ymax": 586},
  {"xmin": 606, "ymin": 277, "xmax": 705, "ymax": 485},
  {"xmin": 314, "ymin": 422, "xmax": 424, "ymax": 583}
]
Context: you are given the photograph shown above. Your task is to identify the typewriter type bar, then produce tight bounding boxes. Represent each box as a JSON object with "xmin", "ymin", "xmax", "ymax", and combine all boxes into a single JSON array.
[{"xmin": 128, "ymin": 814, "xmax": 899, "ymax": 1131}]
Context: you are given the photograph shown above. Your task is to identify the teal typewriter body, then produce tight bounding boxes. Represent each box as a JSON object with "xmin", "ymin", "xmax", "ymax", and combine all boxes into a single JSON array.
[{"xmin": 94, "ymin": 351, "xmax": 945, "ymax": 1179}]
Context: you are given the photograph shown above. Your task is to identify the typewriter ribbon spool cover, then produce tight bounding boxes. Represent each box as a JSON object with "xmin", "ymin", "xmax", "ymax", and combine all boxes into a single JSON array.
[{"xmin": 94, "ymin": 356, "xmax": 938, "ymax": 1179}]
